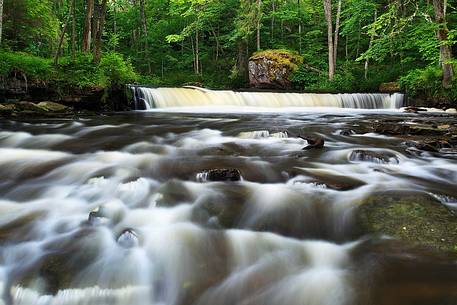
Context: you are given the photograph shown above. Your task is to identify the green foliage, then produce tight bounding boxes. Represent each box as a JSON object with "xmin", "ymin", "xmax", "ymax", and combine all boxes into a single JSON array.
[
  {"xmin": 400, "ymin": 66, "xmax": 443, "ymax": 97},
  {"xmin": 0, "ymin": 50, "xmax": 139, "ymax": 89},
  {"xmin": 57, "ymin": 53, "xmax": 106, "ymax": 88},
  {"xmin": 99, "ymin": 52, "xmax": 139, "ymax": 87},
  {"xmin": 0, "ymin": 51, "xmax": 54, "ymax": 81}
]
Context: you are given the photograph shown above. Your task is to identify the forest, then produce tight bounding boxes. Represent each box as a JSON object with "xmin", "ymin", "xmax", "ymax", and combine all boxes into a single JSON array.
[{"xmin": 0, "ymin": 0, "xmax": 456, "ymax": 103}]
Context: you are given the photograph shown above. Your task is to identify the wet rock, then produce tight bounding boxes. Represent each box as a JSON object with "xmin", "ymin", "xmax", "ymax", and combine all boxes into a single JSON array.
[
  {"xmin": 197, "ymin": 169, "xmax": 241, "ymax": 182},
  {"xmin": 15, "ymin": 101, "xmax": 46, "ymax": 112},
  {"xmin": 356, "ymin": 191, "xmax": 457, "ymax": 253},
  {"xmin": 411, "ymin": 139, "xmax": 452, "ymax": 153},
  {"xmin": 300, "ymin": 135, "xmax": 325, "ymax": 150},
  {"xmin": 374, "ymin": 123, "xmax": 448, "ymax": 136},
  {"xmin": 349, "ymin": 150, "xmax": 399, "ymax": 164},
  {"xmin": 291, "ymin": 167, "xmax": 366, "ymax": 191},
  {"xmin": 36, "ymin": 101, "xmax": 69, "ymax": 112},
  {"xmin": 402, "ymin": 106, "xmax": 427, "ymax": 113},
  {"xmin": 338, "ymin": 129, "xmax": 355, "ymax": 136},
  {"xmin": 117, "ymin": 229, "xmax": 140, "ymax": 248},
  {"xmin": 88, "ymin": 207, "xmax": 110, "ymax": 225},
  {"xmin": 248, "ymin": 49, "xmax": 302, "ymax": 89},
  {"xmin": 0, "ymin": 103, "xmax": 16, "ymax": 114}
]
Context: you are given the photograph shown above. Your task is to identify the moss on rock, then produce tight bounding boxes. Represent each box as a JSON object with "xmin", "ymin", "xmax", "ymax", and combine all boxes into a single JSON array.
[
  {"xmin": 248, "ymin": 49, "xmax": 303, "ymax": 89},
  {"xmin": 356, "ymin": 191, "xmax": 457, "ymax": 253}
]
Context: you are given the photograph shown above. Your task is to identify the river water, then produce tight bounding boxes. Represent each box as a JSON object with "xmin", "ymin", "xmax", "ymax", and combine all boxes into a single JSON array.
[{"xmin": 0, "ymin": 109, "xmax": 456, "ymax": 305}]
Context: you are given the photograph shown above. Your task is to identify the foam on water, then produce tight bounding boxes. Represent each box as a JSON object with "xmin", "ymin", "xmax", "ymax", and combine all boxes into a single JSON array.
[{"xmin": 0, "ymin": 112, "xmax": 456, "ymax": 305}]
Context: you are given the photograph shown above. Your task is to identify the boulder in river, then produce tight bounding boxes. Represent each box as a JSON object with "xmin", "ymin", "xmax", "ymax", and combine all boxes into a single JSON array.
[
  {"xmin": 248, "ymin": 49, "xmax": 302, "ymax": 89},
  {"xmin": 300, "ymin": 135, "xmax": 325, "ymax": 150},
  {"xmin": 197, "ymin": 169, "xmax": 242, "ymax": 182},
  {"xmin": 349, "ymin": 150, "xmax": 399, "ymax": 164},
  {"xmin": 356, "ymin": 191, "xmax": 457, "ymax": 253},
  {"xmin": 36, "ymin": 101, "xmax": 69, "ymax": 112}
]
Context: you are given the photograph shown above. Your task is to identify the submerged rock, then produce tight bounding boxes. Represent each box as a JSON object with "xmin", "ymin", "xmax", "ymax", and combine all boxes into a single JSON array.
[
  {"xmin": 291, "ymin": 167, "xmax": 366, "ymax": 191},
  {"xmin": 356, "ymin": 191, "xmax": 457, "ymax": 253},
  {"xmin": 117, "ymin": 229, "xmax": 140, "ymax": 248},
  {"xmin": 349, "ymin": 150, "xmax": 399, "ymax": 164},
  {"xmin": 197, "ymin": 169, "xmax": 241, "ymax": 182},
  {"xmin": 374, "ymin": 123, "xmax": 448, "ymax": 136}
]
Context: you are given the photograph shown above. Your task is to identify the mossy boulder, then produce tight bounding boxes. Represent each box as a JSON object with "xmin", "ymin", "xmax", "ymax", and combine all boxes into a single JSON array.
[
  {"xmin": 379, "ymin": 82, "xmax": 400, "ymax": 93},
  {"xmin": 36, "ymin": 101, "xmax": 69, "ymax": 112},
  {"xmin": 356, "ymin": 191, "xmax": 457, "ymax": 253},
  {"xmin": 248, "ymin": 49, "xmax": 303, "ymax": 89}
]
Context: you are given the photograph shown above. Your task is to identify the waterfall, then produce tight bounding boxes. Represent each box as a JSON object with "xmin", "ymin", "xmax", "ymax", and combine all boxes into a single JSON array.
[{"xmin": 131, "ymin": 86, "xmax": 404, "ymax": 110}]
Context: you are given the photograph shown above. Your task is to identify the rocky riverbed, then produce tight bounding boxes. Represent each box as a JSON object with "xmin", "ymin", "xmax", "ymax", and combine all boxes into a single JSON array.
[{"xmin": 0, "ymin": 110, "xmax": 456, "ymax": 305}]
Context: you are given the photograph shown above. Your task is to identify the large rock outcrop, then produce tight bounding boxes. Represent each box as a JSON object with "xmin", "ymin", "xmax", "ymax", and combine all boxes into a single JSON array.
[{"xmin": 248, "ymin": 49, "xmax": 302, "ymax": 89}]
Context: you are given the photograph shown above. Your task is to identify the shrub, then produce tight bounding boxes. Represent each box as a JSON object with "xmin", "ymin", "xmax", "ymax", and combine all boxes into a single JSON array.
[
  {"xmin": 400, "ymin": 66, "xmax": 442, "ymax": 97},
  {"xmin": 99, "ymin": 52, "xmax": 139, "ymax": 87},
  {"xmin": 0, "ymin": 51, "xmax": 54, "ymax": 81}
]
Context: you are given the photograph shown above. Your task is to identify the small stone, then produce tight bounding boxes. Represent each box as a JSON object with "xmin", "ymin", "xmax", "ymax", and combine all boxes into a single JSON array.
[
  {"xmin": 197, "ymin": 168, "xmax": 241, "ymax": 182},
  {"xmin": 117, "ymin": 229, "xmax": 140, "ymax": 248}
]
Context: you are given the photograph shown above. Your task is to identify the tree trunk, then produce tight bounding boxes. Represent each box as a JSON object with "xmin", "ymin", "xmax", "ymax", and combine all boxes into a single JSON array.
[
  {"xmin": 71, "ymin": 0, "xmax": 76, "ymax": 60},
  {"xmin": 93, "ymin": 0, "xmax": 107, "ymax": 64},
  {"xmin": 0, "ymin": 0, "xmax": 4, "ymax": 45},
  {"xmin": 92, "ymin": 0, "xmax": 100, "ymax": 52},
  {"xmin": 364, "ymin": 10, "xmax": 377, "ymax": 80},
  {"xmin": 139, "ymin": 0, "xmax": 151, "ymax": 73},
  {"xmin": 271, "ymin": 0, "xmax": 275, "ymax": 41},
  {"xmin": 323, "ymin": 0, "xmax": 334, "ymax": 81},
  {"xmin": 195, "ymin": 28, "xmax": 200, "ymax": 74},
  {"xmin": 433, "ymin": 0, "xmax": 454, "ymax": 88},
  {"xmin": 54, "ymin": 11, "xmax": 72, "ymax": 65},
  {"xmin": 82, "ymin": 0, "xmax": 95, "ymax": 52},
  {"xmin": 256, "ymin": 0, "xmax": 262, "ymax": 51},
  {"xmin": 333, "ymin": 0, "xmax": 341, "ymax": 68},
  {"xmin": 298, "ymin": 0, "xmax": 302, "ymax": 54}
]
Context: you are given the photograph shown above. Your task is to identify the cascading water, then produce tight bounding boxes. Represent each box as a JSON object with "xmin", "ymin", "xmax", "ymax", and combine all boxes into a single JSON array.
[
  {"xmin": 0, "ymin": 110, "xmax": 456, "ymax": 305},
  {"xmin": 131, "ymin": 86, "xmax": 405, "ymax": 110}
]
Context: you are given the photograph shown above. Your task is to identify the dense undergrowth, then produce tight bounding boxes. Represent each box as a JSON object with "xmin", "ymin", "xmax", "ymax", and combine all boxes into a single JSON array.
[{"xmin": 0, "ymin": 50, "xmax": 138, "ymax": 89}]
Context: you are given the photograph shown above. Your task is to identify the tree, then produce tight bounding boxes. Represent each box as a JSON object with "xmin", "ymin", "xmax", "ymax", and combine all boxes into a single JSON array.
[
  {"xmin": 93, "ymin": 0, "xmax": 108, "ymax": 63},
  {"xmin": 433, "ymin": 0, "xmax": 454, "ymax": 88},
  {"xmin": 0, "ymin": 0, "xmax": 3, "ymax": 46},
  {"xmin": 256, "ymin": 0, "xmax": 262, "ymax": 50},
  {"xmin": 333, "ymin": 0, "xmax": 341, "ymax": 69},
  {"xmin": 323, "ymin": 0, "xmax": 335, "ymax": 80},
  {"xmin": 83, "ymin": 0, "xmax": 95, "ymax": 52}
]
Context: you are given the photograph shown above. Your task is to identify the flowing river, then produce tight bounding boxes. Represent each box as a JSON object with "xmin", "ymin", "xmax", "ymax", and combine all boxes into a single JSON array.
[{"xmin": 0, "ymin": 96, "xmax": 456, "ymax": 305}]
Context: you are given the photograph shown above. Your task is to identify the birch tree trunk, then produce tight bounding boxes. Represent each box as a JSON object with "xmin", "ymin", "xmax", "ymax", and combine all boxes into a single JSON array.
[
  {"xmin": 298, "ymin": 0, "xmax": 302, "ymax": 54},
  {"xmin": 0, "ymin": 0, "xmax": 4, "ymax": 45},
  {"xmin": 256, "ymin": 0, "xmax": 262, "ymax": 51},
  {"xmin": 323, "ymin": 0, "xmax": 334, "ymax": 81},
  {"xmin": 82, "ymin": 0, "xmax": 95, "ymax": 52},
  {"xmin": 364, "ymin": 10, "xmax": 377, "ymax": 80},
  {"xmin": 195, "ymin": 28, "xmax": 200, "ymax": 74},
  {"xmin": 333, "ymin": 0, "xmax": 342, "ymax": 69},
  {"xmin": 71, "ymin": 0, "xmax": 76, "ymax": 60},
  {"xmin": 433, "ymin": 0, "xmax": 454, "ymax": 88},
  {"xmin": 139, "ymin": 0, "xmax": 151, "ymax": 73}
]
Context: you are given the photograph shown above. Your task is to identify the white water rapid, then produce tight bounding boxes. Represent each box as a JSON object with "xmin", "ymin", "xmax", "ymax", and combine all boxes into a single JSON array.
[
  {"xmin": 0, "ymin": 111, "xmax": 456, "ymax": 305},
  {"xmin": 131, "ymin": 87, "xmax": 405, "ymax": 110}
]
